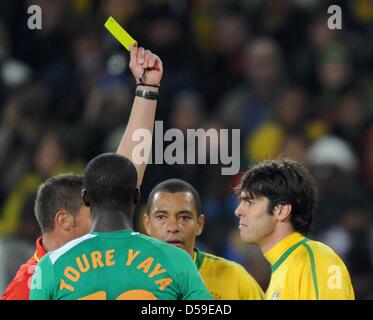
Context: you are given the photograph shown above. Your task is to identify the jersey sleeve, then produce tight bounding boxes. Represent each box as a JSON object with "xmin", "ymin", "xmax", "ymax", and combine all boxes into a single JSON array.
[
  {"xmin": 29, "ymin": 255, "xmax": 56, "ymax": 300},
  {"xmin": 235, "ymin": 264, "xmax": 264, "ymax": 300},
  {"xmin": 174, "ymin": 250, "xmax": 212, "ymax": 300}
]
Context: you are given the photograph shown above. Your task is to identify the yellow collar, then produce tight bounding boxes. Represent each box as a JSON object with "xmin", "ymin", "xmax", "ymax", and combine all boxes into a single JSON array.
[
  {"xmin": 193, "ymin": 248, "xmax": 205, "ymax": 270},
  {"xmin": 264, "ymin": 232, "xmax": 305, "ymax": 266}
]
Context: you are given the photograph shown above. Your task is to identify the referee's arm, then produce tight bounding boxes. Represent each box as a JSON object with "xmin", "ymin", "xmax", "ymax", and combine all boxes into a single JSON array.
[{"xmin": 116, "ymin": 45, "xmax": 163, "ymax": 186}]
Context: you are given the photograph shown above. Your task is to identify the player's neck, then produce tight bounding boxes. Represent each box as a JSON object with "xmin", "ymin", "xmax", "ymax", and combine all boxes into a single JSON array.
[
  {"xmin": 90, "ymin": 208, "xmax": 133, "ymax": 232},
  {"xmin": 260, "ymin": 226, "xmax": 295, "ymax": 253},
  {"xmin": 42, "ymin": 232, "xmax": 69, "ymax": 252}
]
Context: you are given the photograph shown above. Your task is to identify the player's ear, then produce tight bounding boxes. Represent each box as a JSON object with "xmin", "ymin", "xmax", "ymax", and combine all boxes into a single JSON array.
[
  {"xmin": 196, "ymin": 214, "xmax": 205, "ymax": 236},
  {"xmin": 82, "ymin": 188, "xmax": 90, "ymax": 207},
  {"xmin": 143, "ymin": 213, "xmax": 151, "ymax": 235},
  {"xmin": 275, "ymin": 203, "xmax": 292, "ymax": 222},
  {"xmin": 133, "ymin": 187, "xmax": 141, "ymax": 205},
  {"xmin": 55, "ymin": 211, "xmax": 73, "ymax": 231}
]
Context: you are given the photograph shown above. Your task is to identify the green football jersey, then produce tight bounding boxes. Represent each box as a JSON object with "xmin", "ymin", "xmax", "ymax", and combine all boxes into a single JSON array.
[{"xmin": 29, "ymin": 229, "xmax": 212, "ymax": 300}]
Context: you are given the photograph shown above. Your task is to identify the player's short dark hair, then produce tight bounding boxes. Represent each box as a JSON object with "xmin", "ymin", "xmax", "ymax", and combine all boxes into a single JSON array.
[
  {"xmin": 237, "ymin": 159, "xmax": 316, "ymax": 235},
  {"xmin": 84, "ymin": 153, "xmax": 138, "ymax": 210},
  {"xmin": 34, "ymin": 173, "xmax": 84, "ymax": 233},
  {"xmin": 147, "ymin": 179, "xmax": 202, "ymax": 216}
]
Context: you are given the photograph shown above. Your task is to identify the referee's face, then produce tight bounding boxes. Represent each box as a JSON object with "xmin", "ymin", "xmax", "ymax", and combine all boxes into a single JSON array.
[
  {"xmin": 235, "ymin": 192, "xmax": 276, "ymax": 246},
  {"xmin": 144, "ymin": 191, "xmax": 205, "ymax": 258}
]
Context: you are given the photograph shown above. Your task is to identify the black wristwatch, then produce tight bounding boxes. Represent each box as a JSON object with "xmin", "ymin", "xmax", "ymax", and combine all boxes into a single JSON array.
[{"xmin": 135, "ymin": 89, "xmax": 159, "ymax": 100}]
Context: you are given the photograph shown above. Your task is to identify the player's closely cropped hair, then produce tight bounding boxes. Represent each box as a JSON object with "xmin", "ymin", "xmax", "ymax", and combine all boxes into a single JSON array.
[
  {"xmin": 147, "ymin": 178, "xmax": 203, "ymax": 216},
  {"xmin": 34, "ymin": 173, "xmax": 84, "ymax": 233}
]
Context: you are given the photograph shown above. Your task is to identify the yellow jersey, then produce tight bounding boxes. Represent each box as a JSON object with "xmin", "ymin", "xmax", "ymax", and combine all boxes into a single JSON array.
[
  {"xmin": 194, "ymin": 249, "xmax": 264, "ymax": 300},
  {"xmin": 264, "ymin": 232, "xmax": 355, "ymax": 300}
]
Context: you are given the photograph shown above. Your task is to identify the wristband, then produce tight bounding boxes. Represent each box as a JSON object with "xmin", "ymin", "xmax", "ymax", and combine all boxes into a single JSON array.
[{"xmin": 135, "ymin": 89, "xmax": 158, "ymax": 100}]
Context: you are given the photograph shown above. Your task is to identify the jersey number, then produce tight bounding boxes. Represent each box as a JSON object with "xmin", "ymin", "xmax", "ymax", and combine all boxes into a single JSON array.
[{"xmin": 79, "ymin": 289, "xmax": 158, "ymax": 300}]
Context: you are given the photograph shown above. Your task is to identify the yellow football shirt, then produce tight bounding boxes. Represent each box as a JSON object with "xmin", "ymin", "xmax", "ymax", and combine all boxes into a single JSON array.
[
  {"xmin": 194, "ymin": 249, "xmax": 264, "ymax": 300},
  {"xmin": 264, "ymin": 232, "xmax": 355, "ymax": 300}
]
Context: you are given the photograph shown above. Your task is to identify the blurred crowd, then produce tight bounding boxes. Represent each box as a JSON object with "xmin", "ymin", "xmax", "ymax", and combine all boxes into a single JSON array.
[{"xmin": 0, "ymin": 0, "xmax": 372, "ymax": 299}]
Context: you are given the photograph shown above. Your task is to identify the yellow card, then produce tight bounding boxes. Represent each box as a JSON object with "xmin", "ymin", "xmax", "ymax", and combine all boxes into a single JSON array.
[{"xmin": 104, "ymin": 16, "xmax": 137, "ymax": 51}]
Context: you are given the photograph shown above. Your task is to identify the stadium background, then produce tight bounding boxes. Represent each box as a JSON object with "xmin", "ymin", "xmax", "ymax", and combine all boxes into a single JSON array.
[{"xmin": 0, "ymin": 0, "xmax": 372, "ymax": 299}]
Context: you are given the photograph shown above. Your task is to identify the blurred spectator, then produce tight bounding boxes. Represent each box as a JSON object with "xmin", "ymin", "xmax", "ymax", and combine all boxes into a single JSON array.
[
  {"xmin": 330, "ymin": 92, "xmax": 370, "ymax": 152},
  {"xmin": 190, "ymin": 0, "xmax": 230, "ymax": 54},
  {"xmin": 101, "ymin": 0, "xmax": 142, "ymax": 25},
  {"xmin": 308, "ymin": 135, "xmax": 358, "ymax": 173},
  {"xmin": 139, "ymin": 3, "xmax": 202, "ymax": 118},
  {"xmin": 316, "ymin": 42, "xmax": 354, "ymax": 117},
  {"xmin": 251, "ymin": 0, "xmax": 310, "ymax": 57},
  {"xmin": 353, "ymin": 0, "xmax": 373, "ymax": 25},
  {"xmin": 246, "ymin": 87, "xmax": 326, "ymax": 162},
  {"xmin": 198, "ymin": 119, "xmax": 239, "ymax": 256},
  {"xmin": 199, "ymin": 10, "xmax": 251, "ymax": 108},
  {"xmin": 219, "ymin": 38, "xmax": 287, "ymax": 136},
  {"xmin": 0, "ymin": 129, "xmax": 84, "ymax": 240},
  {"xmin": 77, "ymin": 76, "xmax": 132, "ymax": 160},
  {"xmin": 306, "ymin": 136, "xmax": 367, "ymax": 234},
  {"xmin": 360, "ymin": 125, "xmax": 373, "ymax": 192},
  {"xmin": 169, "ymin": 90, "xmax": 206, "ymax": 132},
  {"xmin": 12, "ymin": 0, "xmax": 70, "ymax": 74},
  {"xmin": 70, "ymin": 18, "xmax": 105, "ymax": 99},
  {"xmin": 0, "ymin": 83, "xmax": 48, "ymax": 196},
  {"xmin": 294, "ymin": 13, "xmax": 341, "ymax": 91},
  {"xmin": 279, "ymin": 134, "xmax": 310, "ymax": 166}
]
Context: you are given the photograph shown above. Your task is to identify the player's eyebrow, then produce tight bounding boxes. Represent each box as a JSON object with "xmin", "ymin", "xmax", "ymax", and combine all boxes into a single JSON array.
[
  {"xmin": 177, "ymin": 210, "xmax": 193, "ymax": 215},
  {"xmin": 153, "ymin": 209, "xmax": 168, "ymax": 214}
]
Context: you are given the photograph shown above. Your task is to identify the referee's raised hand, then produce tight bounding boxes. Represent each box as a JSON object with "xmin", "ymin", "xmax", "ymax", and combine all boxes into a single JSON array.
[{"xmin": 129, "ymin": 45, "xmax": 163, "ymax": 86}]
